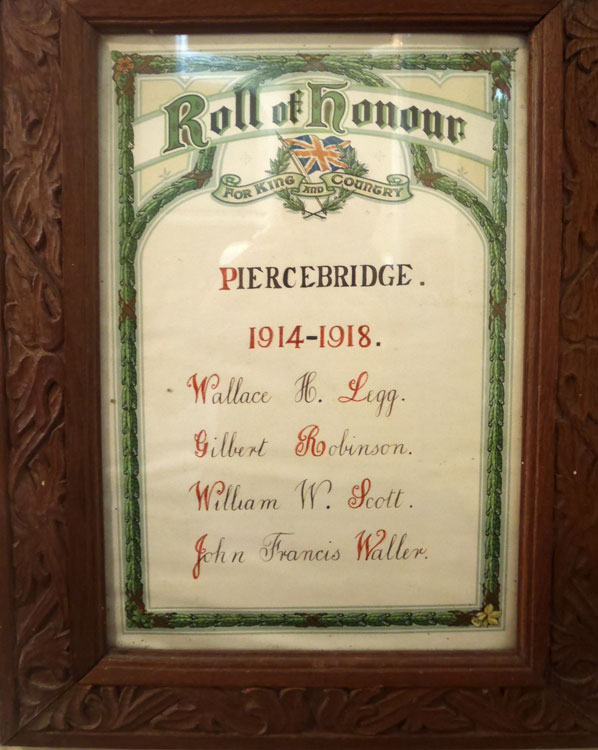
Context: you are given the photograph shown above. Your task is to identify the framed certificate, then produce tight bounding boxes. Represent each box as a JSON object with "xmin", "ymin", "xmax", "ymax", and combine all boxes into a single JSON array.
[
  {"xmin": 2, "ymin": 0, "xmax": 597, "ymax": 748},
  {"xmin": 99, "ymin": 33, "xmax": 526, "ymax": 651}
]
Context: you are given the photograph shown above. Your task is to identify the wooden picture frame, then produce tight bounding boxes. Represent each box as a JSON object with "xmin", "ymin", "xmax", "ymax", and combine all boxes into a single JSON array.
[{"xmin": 1, "ymin": 0, "xmax": 596, "ymax": 747}]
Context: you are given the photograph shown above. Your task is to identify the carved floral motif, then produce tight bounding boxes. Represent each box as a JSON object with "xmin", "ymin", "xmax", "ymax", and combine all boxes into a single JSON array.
[{"xmin": 1, "ymin": 0, "xmax": 72, "ymax": 728}]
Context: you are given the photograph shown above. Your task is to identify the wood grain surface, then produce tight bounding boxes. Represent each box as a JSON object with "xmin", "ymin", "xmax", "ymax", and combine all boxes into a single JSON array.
[
  {"xmin": 1, "ymin": 0, "xmax": 597, "ymax": 747},
  {"xmin": 68, "ymin": 0, "xmax": 559, "ymax": 31}
]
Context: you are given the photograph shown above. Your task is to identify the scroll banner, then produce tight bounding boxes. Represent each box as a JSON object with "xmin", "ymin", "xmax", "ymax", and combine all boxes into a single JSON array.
[{"xmin": 212, "ymin": 172, "xmax": 412, "ymax": 204}]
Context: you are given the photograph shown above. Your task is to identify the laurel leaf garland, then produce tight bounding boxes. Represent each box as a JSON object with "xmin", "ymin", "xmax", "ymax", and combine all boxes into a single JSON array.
[
  {"xmin": 410, "ymin": 136, "xmax": 507, "ymax": 610},
  {"xmin": 114, "ymin": 51, "xmax": 511, "ymax": 629}
]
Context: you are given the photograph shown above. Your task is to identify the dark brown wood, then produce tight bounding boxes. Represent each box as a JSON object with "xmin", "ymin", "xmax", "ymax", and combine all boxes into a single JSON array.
[
  {"xmin": 1, "ymin": 0, "xmax": 598, "ymax": 746},
  {"xmin": 0, "ymin": 8, "xmax": 18, "ymax": 741},
  {"xmin": 61, "ymin": 0, "xmax": 106, "ymax": 684},
  {"xmin": 82, "ymin": 647, "xmax": 538, "ymax": 689},
  {"xmin": 0, "ymin": 0, "xmax": 74, "ymax": 737},
  {"xmin": 553, "ymin": 0, "xmax": 598, "ymax": 724},
  {"xmin": 517, "ymin": 1, "xmax": 563, "ymax": 676},
  {"xmin": 68, "ymin": 0, "xmax": 560, "ymax": 32}
]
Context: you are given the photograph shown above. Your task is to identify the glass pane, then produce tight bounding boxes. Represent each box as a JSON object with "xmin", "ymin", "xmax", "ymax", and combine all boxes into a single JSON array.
[{"xmin": 99, "ymin": 32, "xmax": 527, "ymax": 650}]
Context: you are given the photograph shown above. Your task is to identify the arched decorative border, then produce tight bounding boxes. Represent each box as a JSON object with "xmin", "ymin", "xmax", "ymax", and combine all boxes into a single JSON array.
[{"xmin": 113, "ymin": 50, "xmax": 511, "ymax": 630}]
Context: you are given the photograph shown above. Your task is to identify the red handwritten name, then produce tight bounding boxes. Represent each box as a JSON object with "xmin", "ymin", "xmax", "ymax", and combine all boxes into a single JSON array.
[
  {"xmin": 193, "ymin": 533, "xmax": 208, "ymax": 578},
  {"xmin": 194, "ymin": 429, "xmax": 208, "ymax": 457},
  {"xmin": 338, "ymin": 371, "xmax": 369, "ymax": 405},
  {"xmin": 295, "ymin": 424, "xmax": 326, "ymax": 457},
  {"xmin": 187, "ymin": 373, "xmax": 219, "ymax": 403},
  {"xmin": 188, "ymin": 480, "xmax": 225, "ymax": 510},
  {"xmin": 348, "ymin": 478, "xmax": 372, "ymax": 508},
  {"xmin": 355, "ymin": 529, "xmax": 387, "ymax": 560}
]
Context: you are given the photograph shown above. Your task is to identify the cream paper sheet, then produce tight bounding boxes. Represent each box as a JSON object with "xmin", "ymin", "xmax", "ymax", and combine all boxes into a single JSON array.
[{"xmin": 99, "ymin": 33, "xmax": 527, "ymax": 649}]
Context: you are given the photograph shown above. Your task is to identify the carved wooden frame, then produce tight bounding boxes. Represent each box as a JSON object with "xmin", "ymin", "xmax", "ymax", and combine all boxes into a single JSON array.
[{"xmin": 1, "ymin": 0, "xmax": 597, "ymax": 747}]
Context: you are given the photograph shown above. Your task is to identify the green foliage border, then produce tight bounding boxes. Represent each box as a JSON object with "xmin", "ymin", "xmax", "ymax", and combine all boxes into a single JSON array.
[{"xmin": 112, "ymin": 49, "xmax": 515, "ymax": 629}]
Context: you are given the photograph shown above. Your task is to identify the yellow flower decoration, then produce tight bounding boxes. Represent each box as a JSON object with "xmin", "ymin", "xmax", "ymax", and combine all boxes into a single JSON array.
[
  {"xmin": 472, "ymin": 604, "xmax": 501, "ymax": 627},
  {"xmin": 115, "ymin": 56, "xmax": 134, "ymax": 73}
]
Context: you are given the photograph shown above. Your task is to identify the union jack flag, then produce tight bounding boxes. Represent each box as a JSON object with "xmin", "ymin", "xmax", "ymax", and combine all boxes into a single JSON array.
[{"xmin": 285, "ymin": 134, "xmax": 351, "ymax": 174}]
